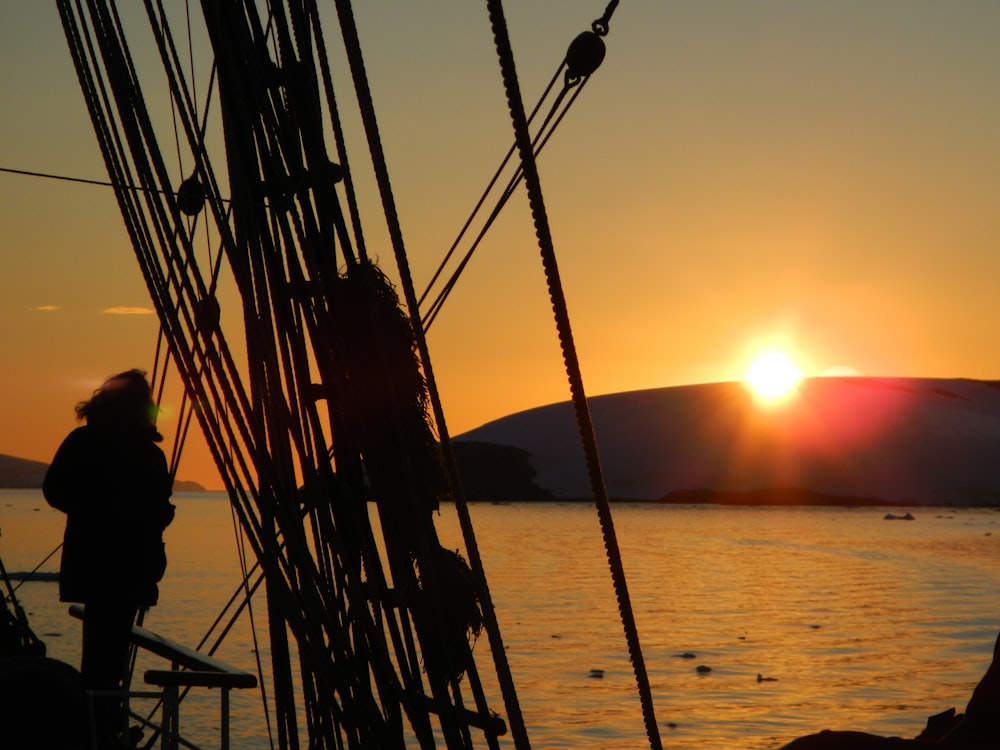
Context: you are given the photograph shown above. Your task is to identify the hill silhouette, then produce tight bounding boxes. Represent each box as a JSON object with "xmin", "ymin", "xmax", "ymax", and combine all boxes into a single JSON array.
[
  {"xmin": 0, "ymin": 454, "xmax": 49, "ymax": 488},
  {"xmin": 0, "ymin": 453, "xmax": 205, "ymax": 492},
  {"xmin": 454, "ymin": 377, "xmax": 1000, "ymax": 505},
  {"xmin": 11, "ymin": 378, "xmax": 998, "ymax": 504}
]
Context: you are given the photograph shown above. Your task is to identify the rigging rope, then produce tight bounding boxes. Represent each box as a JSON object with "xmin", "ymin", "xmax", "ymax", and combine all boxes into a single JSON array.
[
  {"xmin": 417, "ymin": 64, "xmax": 565, "ymax": 311},
  {"xmin": 145, "ymin": 0, "xmax": 274, "ymax": 724},
  {"xmin": 53, "ymin": 1, "xmax": 632, "ymax": 747},
  {"xmin": 418, "ymin": 7, "xmax": 608, "ymax": 331},
  {"xmin": 421, "ymin": 78, "xmax": 589, "ymax": 333},
  {"xmin": 5, "ymin": 543, "xmax": 62, "ymax": 598},
  {"xmin": 331, "ymin": 4, "xmax": 523, "ymax": 747},
  {"xmin": 0, "ymin": 164, "xmax": 231, "ymax": 205},
  {"xmin": 482, "ymin": 3, "xmax": 663, "ymax": 750},
  {"xmin": 61, "ymin": 3, "xmax": 266, "ymax": 736}
]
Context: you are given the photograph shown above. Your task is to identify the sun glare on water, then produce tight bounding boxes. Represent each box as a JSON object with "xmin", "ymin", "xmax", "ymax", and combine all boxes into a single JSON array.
[{"xmin": 745, "ymin": 351, "xmax": 802, "ymax": 401}]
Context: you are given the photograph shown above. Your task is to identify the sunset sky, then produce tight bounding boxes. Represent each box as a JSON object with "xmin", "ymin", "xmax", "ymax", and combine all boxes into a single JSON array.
[{"xmin": 2, "ymin": 2, "xmax": 1000, "ymax": 489}]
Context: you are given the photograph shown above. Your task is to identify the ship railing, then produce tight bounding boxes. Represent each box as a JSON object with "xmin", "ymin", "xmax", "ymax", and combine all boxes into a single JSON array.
[{"xmin": 69, "ymin": 604, "xmax": 258, "ymax": 750}]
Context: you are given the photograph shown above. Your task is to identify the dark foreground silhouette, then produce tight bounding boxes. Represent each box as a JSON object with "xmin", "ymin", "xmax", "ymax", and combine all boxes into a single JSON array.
[
  {"xmin": 42, "ymin": 369, "xmax": 174, "ymax": 750},
  {"xmin": 781, "ymin": 632, "xmax": 1000, "ymax": 749}
]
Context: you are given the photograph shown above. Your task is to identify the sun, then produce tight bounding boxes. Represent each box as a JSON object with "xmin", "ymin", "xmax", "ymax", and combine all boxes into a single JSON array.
[{"xmin": 745, "ymin": 351, "xmax": 803, "ymax": 400}]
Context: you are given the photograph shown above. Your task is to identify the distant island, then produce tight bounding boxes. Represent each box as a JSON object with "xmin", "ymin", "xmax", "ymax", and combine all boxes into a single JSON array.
[
  {"xmin": 0, "ymin": 454, "xmax": 48, "ymax": 488},
  {"xmin": 657, "ymin": 487, "xmax": 891, "ymax": 507},
  {"xmin": 0, "ymin": 453, "xmax": 205, "ymax": 492},
  {"xmin": 454, "ymin": 377, "xmax": 1000, "ymax": 506},
  {"xmin": 173, "ymin": 479, "xmax": 208, "ymax": 492}
]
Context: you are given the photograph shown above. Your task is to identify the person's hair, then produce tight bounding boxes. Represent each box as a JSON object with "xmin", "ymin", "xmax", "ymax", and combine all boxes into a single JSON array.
[{"xmin": 76, "ymin": 369, "xmax": 162, "ymax": 441}]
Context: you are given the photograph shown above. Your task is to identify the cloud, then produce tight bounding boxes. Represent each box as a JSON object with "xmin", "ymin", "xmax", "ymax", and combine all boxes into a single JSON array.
[
  {"xmin": 103, "ymin": 306, "xmax": 155, "ymax": 315},
  {"xmin": 34, "ymin": 305, "xmax": 61, "ymax": 312}
]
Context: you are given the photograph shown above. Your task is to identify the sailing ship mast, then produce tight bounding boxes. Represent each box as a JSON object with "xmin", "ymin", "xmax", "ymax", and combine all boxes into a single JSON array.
[{"xmin": 53, "ymin": 1, "xmax": 658, "ymax": 748}]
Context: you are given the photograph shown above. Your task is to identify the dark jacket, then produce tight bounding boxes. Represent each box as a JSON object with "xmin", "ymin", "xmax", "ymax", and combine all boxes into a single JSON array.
[{"xmin": 43, "ymin": 425, "xmax": 175, "ymax": 606}]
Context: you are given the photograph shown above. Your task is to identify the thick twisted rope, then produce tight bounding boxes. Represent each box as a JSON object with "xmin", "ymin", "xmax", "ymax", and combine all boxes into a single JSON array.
[{"xmin": 483, "ymin": 2, "xmax": 662, "ymax": 749}]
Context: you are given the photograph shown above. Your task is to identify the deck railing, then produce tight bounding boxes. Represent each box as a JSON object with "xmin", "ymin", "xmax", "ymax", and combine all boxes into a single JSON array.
[{"xmin": 69, "ymin": 604, "xmax": 257, "ymax": 750}]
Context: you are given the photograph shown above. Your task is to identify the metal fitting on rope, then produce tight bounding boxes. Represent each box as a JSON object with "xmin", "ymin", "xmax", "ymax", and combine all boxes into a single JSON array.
[
  {"xmin": 322, "ymin": 159, "xmax": 345, "ymax": 185},
  {"xmin": 194, "ymin": 296, "xmax": 220, "ymax": 334},
  {"xmin": 176, "ymin": 174, "xmax": 206, "ymax": 216},
  {"xmin": 565, "ymin": 31, "xmax": 606, "ymax": 80},
  {"xmin": 592, "ymin": 0, "xmax": 620, "ymax": 36}
]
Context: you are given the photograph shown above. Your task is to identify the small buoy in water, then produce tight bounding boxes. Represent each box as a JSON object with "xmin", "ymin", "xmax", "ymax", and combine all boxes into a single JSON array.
[
  {"xmin": 665, "ymin": 722, "xmax": 678, "ymax": 729},
  {"xmin": 695, "ymin": 665, "xmax": 712, "ymax": 674},
  {"xmin": 675, "ymin": 652, "xmax": 697, "ymax": 659},
  {"xmin": 588, "ymin": 669, "xmax": 605, "ymax": 679}
]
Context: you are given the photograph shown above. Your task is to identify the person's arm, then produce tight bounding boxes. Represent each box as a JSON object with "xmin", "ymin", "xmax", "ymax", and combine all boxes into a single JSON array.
[
  {"xmin": 153, "ymin": 445, "xmax": 175, "ymax": 530},
  {"xmin": 42, "ymin": 428, "xmax": 90, "ymax": 514}
]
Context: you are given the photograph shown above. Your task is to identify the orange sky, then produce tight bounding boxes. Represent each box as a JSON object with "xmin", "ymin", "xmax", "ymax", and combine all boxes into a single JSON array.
[{"xmin": 2, "ymin": 2, "xmax": 1000, "ymax": 489}]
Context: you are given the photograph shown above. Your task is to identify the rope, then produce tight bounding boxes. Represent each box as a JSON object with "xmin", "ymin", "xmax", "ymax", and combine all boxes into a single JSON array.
[
  {"xmin": 483, "ymin": 2, "xmax": 663, "ymax": 749},
  {"xmin": 6, "ymin": 542, "xmax": 62, "ymax": 597},
  {"xmin": 421, "ymin": 79, "xmax": 589, "ymax": 332},
  {"xmin": 0, "ymin": 164, "xmax": 123, "ymax": 189},
  {"xmin": 593, "ymin": 0, "xmax": 621, "ymax": 35},
  {"xmin": 419, "ymin": 3, "xmax": 611, "ymax": 330},
  {"xmin": 332, "ymin": 3, "xmax": 529, "ymax": 747},
  {"xmin": 418, "ymin": 63, "xmax": 565, "ymax": 310},
  {"xmin": 228, "ymin": 495, "xmax": 276, "ymax": 750},
  {"xmin": 0, "ymin": 164, "xmax": 233, "ymax": 207},
  {"xmin": 198, "ymin": 3, "xmax": 455, "ymax": 745},
  {"xmin": 0, "ymin": 543, "xmax": 47, "ymax": 655},
  {"xmin": 62, "ymin": 0, "xmax": 270, "ymax": 704},
  {"xmin": 56, "ymin": 1, "xmax": 635, "ymax": 747},
  {"xmin": 306, "ymin": 0, "xmax": 367, "ymax": 265}
]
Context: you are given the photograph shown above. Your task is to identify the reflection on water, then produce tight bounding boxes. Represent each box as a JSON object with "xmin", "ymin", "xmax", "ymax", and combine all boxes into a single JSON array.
[
  {"xmin": 450, "ymin": 503, "xmax": 999, "ymax": 749},
  {"xmin": 3, "ymin": 490, "xmax": 998, "ymax": 749}
]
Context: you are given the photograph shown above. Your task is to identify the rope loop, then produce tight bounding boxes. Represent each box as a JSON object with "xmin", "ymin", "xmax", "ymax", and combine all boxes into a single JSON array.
[{"xmin": 592, "ymin": 0, "xmax": 620, "ymax": 36}]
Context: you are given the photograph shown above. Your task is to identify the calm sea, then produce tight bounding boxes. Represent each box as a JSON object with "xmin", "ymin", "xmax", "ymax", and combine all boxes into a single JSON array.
[{"xmin": 2, "ymin": 489, "xmax": 998, "ymax": 750}]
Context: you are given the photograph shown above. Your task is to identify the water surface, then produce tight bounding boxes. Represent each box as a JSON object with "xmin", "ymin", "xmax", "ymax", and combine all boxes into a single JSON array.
[{"xmin": 3, "ymin": 490, "xmax": 997, "ymax": 749}]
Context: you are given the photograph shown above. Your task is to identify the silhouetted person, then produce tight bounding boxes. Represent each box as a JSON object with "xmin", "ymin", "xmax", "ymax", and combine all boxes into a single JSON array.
[{"xmin": 44, "ymin": 369, "xmax": 174, "ymax": 750}]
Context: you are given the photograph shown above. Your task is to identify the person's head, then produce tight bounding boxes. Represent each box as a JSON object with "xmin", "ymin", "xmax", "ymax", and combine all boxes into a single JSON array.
[{"xmin": 76, "ymin": 369, "xmax": 162, "ymax": 441}]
